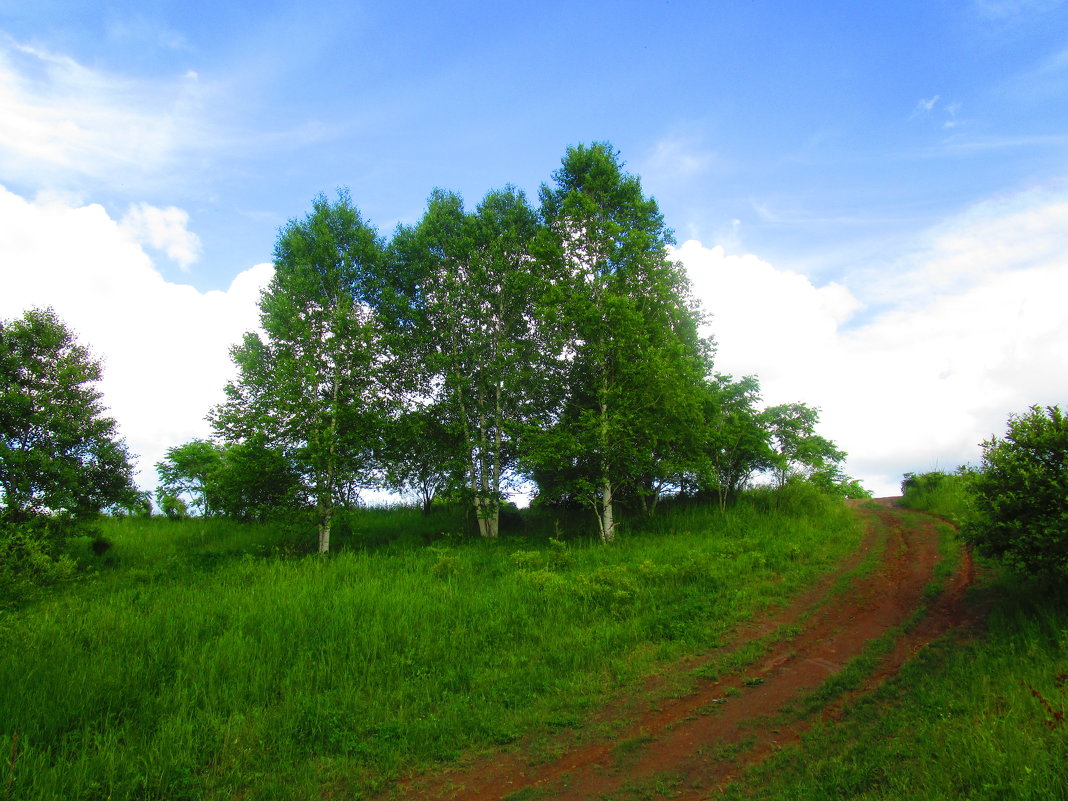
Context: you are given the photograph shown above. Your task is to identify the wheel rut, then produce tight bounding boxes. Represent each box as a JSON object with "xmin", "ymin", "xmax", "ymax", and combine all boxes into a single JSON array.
[{"xmin": 389, "ymin": 500, "xmax": 977, "ymax": 801}]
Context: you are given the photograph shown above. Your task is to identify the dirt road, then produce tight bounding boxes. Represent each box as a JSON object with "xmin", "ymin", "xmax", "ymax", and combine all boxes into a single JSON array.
[{"xmin": 392, "ymin": 500, "xmax": 976, "ymax": 800}]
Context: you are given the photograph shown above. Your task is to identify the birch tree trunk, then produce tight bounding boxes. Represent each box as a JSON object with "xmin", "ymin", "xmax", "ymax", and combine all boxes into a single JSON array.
[
  {"xmin": 598, "ymin": 368, "xmax": 615, "ymax": 543},
  {"xmin": 600, "ymin": 476, "xmax": 615, "ymax": 543}
]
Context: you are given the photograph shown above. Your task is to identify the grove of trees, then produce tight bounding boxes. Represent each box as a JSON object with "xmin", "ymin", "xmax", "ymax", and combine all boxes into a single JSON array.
[
  {"xmin": 0, "ymin": 142, "xmax": 858, "ymax": 562},
  {"xmin": 190, "ymin": 142, "xmax": 856, "ymax": 549}
]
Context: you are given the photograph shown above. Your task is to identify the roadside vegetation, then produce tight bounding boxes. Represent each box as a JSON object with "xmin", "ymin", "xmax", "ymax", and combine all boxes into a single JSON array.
[
  {"xmin": 898, "ymin": 469, "xmax": 973, "ymax": 525},
  {"xmin": 0, "ymin": 487, "xmax": 860, "ymax": 801},
  {"xmin": 723, "ymin": 469, "xmax": 1067, "ymax": 801}
]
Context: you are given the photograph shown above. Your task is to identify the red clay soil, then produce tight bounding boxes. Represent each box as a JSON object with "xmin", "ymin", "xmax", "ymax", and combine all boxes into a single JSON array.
[{"xmin": 389, "ymin": 500, "xmax": 977, "ymax": 801}]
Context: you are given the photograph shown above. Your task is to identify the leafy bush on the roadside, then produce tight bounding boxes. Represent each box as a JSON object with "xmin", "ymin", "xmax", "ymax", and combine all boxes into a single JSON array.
[
  {"xmin": 899, "ymin": 469, "xmax": 974, "ymax": 525},
  {"xmin": 962, "ymin": 405, "xmax": 1068, "ymax": 576}
]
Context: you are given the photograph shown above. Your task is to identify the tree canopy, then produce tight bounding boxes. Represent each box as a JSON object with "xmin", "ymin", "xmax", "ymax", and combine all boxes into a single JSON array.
[
  {"xmin": 0, "ymin": 308, "xmax": 137, "ymax": 532},
  {"xmin": 202, "ymin": 143, "xmax": 857, "ymax": 545},
  {"xmin": 526, "ymin": 142, "xmax": 710, "ymax": 541},
  {"xmin": 212, "ymin": 191, "xmax": 390, "ymax": 552}
]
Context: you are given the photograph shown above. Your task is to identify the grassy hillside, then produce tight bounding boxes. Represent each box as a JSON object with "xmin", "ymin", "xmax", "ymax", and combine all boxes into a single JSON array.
[{"xmin": 0, "ymin": 488, "xmax": 860, "ymax": 801}]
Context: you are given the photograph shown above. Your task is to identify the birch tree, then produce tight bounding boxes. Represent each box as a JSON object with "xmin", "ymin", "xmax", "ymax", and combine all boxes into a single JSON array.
[
  {"xmin": 531, "ymin": 143, "xmax": 707, "ymax": 541},
  {"xmin": 390, "ymin": 187, "xmax": 550, "ymax": 537},
  {"xmin": 212, "ymin": 191, "xmax": 387, "ymax": 552}
]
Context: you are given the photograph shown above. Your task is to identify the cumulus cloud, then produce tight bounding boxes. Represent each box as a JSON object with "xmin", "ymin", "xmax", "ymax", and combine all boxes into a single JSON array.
[
  {"xmin": 0, "ymin": 185, "xmax": 272, "ymax": 490},
  {"xmin": 674, "ymin": 190, "xmax": 1068, "ymax": 495},
  {"xmin": 120, "ymin": 202, "xmax": 203, "ymax": 269}
]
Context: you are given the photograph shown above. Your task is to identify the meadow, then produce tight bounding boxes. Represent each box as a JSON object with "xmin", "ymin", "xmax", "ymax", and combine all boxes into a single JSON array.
[{"xmin": 0, "ymin": 487, "xmax": 861, "ymax": 801}]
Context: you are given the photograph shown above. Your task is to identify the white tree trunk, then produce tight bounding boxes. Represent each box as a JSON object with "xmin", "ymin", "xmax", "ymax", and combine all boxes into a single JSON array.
[
  {"xmin": 598, "ymin": 366, "xmax": 615, "ymax": 543},
  {"xmin": 600, "ymin": 478, "xmax": 615, "ymax": 543},
  {"xmin": 318, "ymin": 502, "xmax": 331, "ymax": 553}
]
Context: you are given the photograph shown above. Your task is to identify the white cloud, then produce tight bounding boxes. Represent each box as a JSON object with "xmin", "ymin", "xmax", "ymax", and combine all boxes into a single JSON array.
[
  {"xmin": 973, "ymin": 0, "xmax": 1064, "ymax": 19},
  {"xmin": 120, "ymin": 202, "xmax": 202, "ymax": 270},
  {"xmin": 0, "ymin": 35, "xmax": 207, "ymax": 186},
  {"xmin": 0, "ymin": 185, "xmax": 272, "ymax": 491},
  {"xmin": 5, "ymin": 179, "xmax": 1067, "ymax": 504},
  {"xmin": 643, "ymin": 135, "xmax": 718, "ymax": 182},
  {"xmin": 912, "ymin": 94, "xmax": 941, "ymax": 116},
  {"xmin": 674, "ymin": 189, "xmax": 1068, "ymax": 496}
]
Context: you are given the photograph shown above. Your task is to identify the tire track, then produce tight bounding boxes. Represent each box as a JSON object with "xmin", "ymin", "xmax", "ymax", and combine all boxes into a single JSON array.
[{"xmin": 392, "ymin": 501, "xmax": 975, "ymax": 801}]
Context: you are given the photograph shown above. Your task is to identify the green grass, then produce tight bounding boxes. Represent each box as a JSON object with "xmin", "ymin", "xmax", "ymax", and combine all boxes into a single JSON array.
[
  {"xmin": 898, "ymin": 470, "xmax": 973, "ymax": 526},
  {"xmin": 721, "ymin": 474, "xmax": 1067, "ymax": 800},
  {"xmin": 0, "ymin": 491, "xmax": 861, "ymax": 801},
  {"xmin": 721, "ymin": 572, "xmax": 1068, "ymax": 801}
]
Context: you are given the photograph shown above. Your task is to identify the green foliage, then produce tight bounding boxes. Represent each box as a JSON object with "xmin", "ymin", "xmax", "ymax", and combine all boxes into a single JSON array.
[
  {"xmin": 0, "ymin": 498, "xmax": 860, "ymax": 800},
  {"xmin": 692, "ymin": 374, "xmax": 774, "ymax": 508},
  {"xmin": 0, "ymin": 307, "xmax": 138, "ymax": 525},
  {"xmin": 109, "ymin": 490, "xmax": 153, "ymax": 518},
  {"xmin": 212, "ymin": 191, "xmax": 389, "ymax": 551},
  {"xmin": 380, "ymin": 406, "xmax": 460, "ymax": 514},
  {"xmin": 0, "ymin": 308, "xmax": 137, "ymax": 598},
  {"xmin": 158, "ymin": 493, "xmax": 188, "ymax": 520},
  {"xmin": 193, "ymin": 143, "xmax": 844, "ymax": 551},
  {"xmin": 962, "ymin": 405, "xmax": 1068, "ymax": 575},
  {"xmin": 156, "ymin": 438, "xmax": 223, "ymax": 516},
  {"xmin": 0, "ymin": 521, "xmax": 77, "ymax": 603},
  {"xmin": 527, "ymin": 142, "xmax": 709, "ymax": 539},
  {"xmin": 806, "ymin": 466, "xmax": 872, "ymax": 499},
  {"xmin": 212, "ymin": 439, "xmax": 305, "ymax": 521},
  {"xmin": 899, "ymin": 469, "xmax": 974, "ymax": 524},
  {"xmin": 157, "ymin": 438, "xmax": 305, "ymax": 522},
  {"xmin": 761, "ymin": 402, "xmax": 846, "ymax": 489},
  {"xmin": 388, "ymin": 186, "xmax": 550, "ymax": 537},
  {"xmin": 741, "ymin": 480, "xmax": 843, "ymax": 517}
]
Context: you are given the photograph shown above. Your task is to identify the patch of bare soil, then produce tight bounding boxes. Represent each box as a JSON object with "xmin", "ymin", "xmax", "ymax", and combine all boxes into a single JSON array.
[{"xmin": 388, "ymin": 500, "xmax": 978, "ymax": 801}]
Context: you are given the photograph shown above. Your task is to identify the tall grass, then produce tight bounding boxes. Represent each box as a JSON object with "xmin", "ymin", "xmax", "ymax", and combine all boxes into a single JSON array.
[
  {"xmin": 0, "ymin": 490, "xmax": 859, "ymax": 800},
  {"xmin": 898, "ymin": 469, "xmax": 973, "ymax": 525}
]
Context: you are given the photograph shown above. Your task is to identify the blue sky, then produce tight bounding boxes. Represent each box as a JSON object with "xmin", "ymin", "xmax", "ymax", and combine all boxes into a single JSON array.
[{"xmin": 3, "ymin": 0, "xmax": 1068, "ymax": 497}]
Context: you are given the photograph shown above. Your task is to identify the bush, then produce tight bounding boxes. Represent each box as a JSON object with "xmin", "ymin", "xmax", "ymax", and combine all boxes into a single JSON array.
[
  {"xmin": 899, "ymin": 469, "xmax": 974, "ymax": 524},
  {"xmin": 0, "ymin": 523, "xmax": 76, "ymax": 603},
  {"xmin": 158, "ymin": 494, "xmax": 189, "ymax": 521},
  {"xmin": 961, "ymin": 406, "xmax": 1068, "ymax": 575}
]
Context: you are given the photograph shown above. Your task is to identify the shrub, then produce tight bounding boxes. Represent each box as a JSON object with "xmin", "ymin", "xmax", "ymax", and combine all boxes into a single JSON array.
[
  {"xmin": 961, "ymin": 406, "xmax": 1068, "ymax": 575},
  {"xmin": 0, "ymin": 523, "xmax": 76, "ymax": 603},
  {"xmin": 899, "ymin": 469, "xmax": 974, "ymax": 524},
  {"xmin": 158, "ymin": 493, "xmax": 188, "ymax": 521}
]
